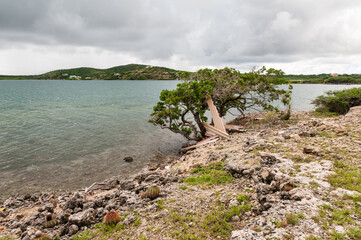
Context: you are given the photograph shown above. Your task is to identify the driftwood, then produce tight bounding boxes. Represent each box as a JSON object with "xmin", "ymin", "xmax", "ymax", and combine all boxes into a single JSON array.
[
  {"xmin": 206, "ymin": 98, "xmax": 226, "ymax": 133},
  {"xmin": 202, "ymin": 123, "xmax": 230, "ymax": 140},
  {"xmin": 181, "ymin": 136, "xmax": 219, "ymax": 151}
]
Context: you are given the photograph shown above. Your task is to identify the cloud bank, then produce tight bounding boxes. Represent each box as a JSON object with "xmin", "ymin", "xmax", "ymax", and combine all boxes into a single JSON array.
[{"xmin": 1, "ymin": 0, "xmax": 361, "ymax": 74}]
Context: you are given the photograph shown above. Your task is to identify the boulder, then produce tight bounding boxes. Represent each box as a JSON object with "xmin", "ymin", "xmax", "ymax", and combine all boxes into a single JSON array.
[{"xmin": 69, "ymin": 208, "xmax": 96, "ymax": 227}]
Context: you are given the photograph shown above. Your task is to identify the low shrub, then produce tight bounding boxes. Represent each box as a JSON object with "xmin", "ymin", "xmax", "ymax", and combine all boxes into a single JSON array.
[
  {"xmin": 312, "ymin": 87, "xmax": 361, "ymax": 114},
  {"xmin": 184, "ymin": 161, "xmax": 234, "ymax": 186}
]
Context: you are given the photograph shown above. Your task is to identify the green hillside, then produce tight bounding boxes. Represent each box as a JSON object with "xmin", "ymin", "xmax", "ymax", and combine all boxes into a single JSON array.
[
  {"xmin": 0, "ymin": 64, "xmax": 183, "ymax": 80},
  {"xmin": 2, "ymin": 65, "xmax": 360, "ymax": 83}
]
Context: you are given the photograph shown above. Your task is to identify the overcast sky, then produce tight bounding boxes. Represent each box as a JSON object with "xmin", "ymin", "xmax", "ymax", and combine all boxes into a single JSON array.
[{"xmin": 1, "ymin": 0, "xmax": 361, "ymax": 75}]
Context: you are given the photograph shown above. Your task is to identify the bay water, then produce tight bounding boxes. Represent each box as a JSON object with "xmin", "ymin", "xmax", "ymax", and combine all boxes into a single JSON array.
[{"xmin": 0, "ymin": 80, "xmax": 358, "ymax": 201}]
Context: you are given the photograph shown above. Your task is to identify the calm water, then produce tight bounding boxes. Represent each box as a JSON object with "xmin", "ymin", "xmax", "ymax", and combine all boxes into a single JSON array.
[{"xmin": 0, "ymin": 81, "xmax": 358, "ymax": 201}]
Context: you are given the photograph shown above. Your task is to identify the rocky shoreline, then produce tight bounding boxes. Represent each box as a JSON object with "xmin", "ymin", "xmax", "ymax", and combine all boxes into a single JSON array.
[{"xmin": 1, "ymin": 107, "xmax": 360, "ymax": 240}]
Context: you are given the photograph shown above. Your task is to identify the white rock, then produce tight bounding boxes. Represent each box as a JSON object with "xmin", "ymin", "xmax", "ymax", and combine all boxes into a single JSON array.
[
  {"xmin": 330, "ymin": 188, "xmax": 359, "ymax": 198},
  {"xmin": 334, "ymin": 225, "xmax": 346, "ymax": 234}
]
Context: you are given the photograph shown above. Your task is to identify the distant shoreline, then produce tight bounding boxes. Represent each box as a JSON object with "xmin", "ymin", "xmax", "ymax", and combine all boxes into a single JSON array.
[
  {"xmin": 0, "ymin": 63, "xmax": 182, "ymax": 81},
  {"xmin": 1, "ymin": 79, "xmax": 361, "ymax": 85}
]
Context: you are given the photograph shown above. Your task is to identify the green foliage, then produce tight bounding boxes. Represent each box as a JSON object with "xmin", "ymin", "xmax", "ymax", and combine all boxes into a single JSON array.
[
  {"xmin": 312, "ymin": 87, "xmax": 361, "ymax": 114},
  {"xmin": 71, "ymin": 222, "xmax": 125, "ymax": 240},
  {"xmin": 237, "ymin": 194, "xmax": 250, "ymax": 204},
  {"xmin": 272, "ymin": 218, "xmax": 281, "ymax": 228},
  {"xmin": 149, "ymin": 79, "xmax": 213, "ymax": 140},
  {"xmin": 168, "ymin": 209, "xmax": 205, "ymax": 239},
  {"xmin": 150, "ymin": 67, "xmax": 292, "ymax": 140},
  {"xmin": 203, "ymin": 205, "xmax": 232, "ymax": 238},
  {"xmin": 328, "ymin": 162, "xmax": 361, "ymax": 193},
  {"xmin": 330, "ymin": 230, "xmax": 346, "ymax": 240},
  {"xmin": 134, "ymin": 218, "xmax": 141, "ymax": 226},
  {"xmin": 184, "ymin": 162, "xmax": 234, "ymax": 186},
  {"xmin": 316, "ymin": 131, "xmax": 336, "ymax": 138},
  {"xmin": 157, "ymin": 199, "xmax": 164, "ymax": 210},
  {"xmin": 306, "ymin": 236, "xmax": 323, "ymax": 240},
  {"xmin": 317, "ymin": 197, "xmax": 361, "ymax": 236},
  {"xmin": 285, "ymin": 213, "xmax": 300, "ymax": 225},
  {"xmin": 71, "ymin": 230, "xmax": 94, "ymax": 240},
  {"xmin": 329, "ymin": 169, "xmax": 361, "ymax": 192},
  {"xmin": 346, "ymin": 228, "xmax": 361, "ymax": 239},
  {"xmin": 203, "ymin": 198, "xmax": 252, "ymax": 239},
  {"xmin": 98, "ymin": 222, "xmax": 125, "ymax": 234}
]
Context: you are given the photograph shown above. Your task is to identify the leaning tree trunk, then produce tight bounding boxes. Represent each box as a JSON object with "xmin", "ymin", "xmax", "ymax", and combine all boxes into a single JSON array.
[{"xmin": 193, "ymin": 111, "xmax": 207, "ymax": 139}]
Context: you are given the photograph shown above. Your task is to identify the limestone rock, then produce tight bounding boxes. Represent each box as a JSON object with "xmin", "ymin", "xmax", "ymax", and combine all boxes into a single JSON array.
[
  {"xmin": 231, "ymin": 229, "xmax": 266, "ymax": 240},
  {"xmin": 68, "ymin": 224, "xmax": 79, "ymax": 235},
  {"xmin": 69, "ymin": 208, "xmax": 96, "ymax": 227},
  {"xmin": 259, "ymin": 152, "xmax": 278, "ymax": 166},
  {"xmin": 303, "ymin": 146, "xmax": 321, "ymax": 155}
]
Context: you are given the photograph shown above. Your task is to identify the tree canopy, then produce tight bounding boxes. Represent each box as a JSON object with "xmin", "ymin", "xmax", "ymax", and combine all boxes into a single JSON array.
[{"xmin": 149, "ymin": 67, "xmax": 292, "ymax": 141}]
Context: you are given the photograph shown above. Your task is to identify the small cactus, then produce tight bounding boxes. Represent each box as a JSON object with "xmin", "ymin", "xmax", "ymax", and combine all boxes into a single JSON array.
[
  {"xmin": 45, "ymin": 212, "xmax": 53, "ymax": 221},
  {"xmin": 103, "ymin": 210, "xmax": 121, "ymax": 225},
  {"xmin": 146, "ymin": 186, "xmax": 160, "ymax": 200},
  {"xmin": 43, "ymin": 213, "xmax": 57, "ymax": 228},
  {"xmin": 43, "ymin": 219, "xmax": 57, "ymax": 228}
]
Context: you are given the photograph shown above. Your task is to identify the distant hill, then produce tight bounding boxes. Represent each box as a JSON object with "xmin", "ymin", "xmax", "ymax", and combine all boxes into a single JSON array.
[
  {"xmin": 0, "ymin": 64, "xmax": 186, "ymax": 80},
  {"xmin": 2, "ymin": 65, "xmax": 360, "ymax": 84}
]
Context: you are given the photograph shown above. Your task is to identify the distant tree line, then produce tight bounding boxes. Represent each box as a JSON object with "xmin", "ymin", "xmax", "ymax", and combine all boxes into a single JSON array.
[{"xmin": 278, "ymin": 74, "xmax": 361, "ymax": 84}]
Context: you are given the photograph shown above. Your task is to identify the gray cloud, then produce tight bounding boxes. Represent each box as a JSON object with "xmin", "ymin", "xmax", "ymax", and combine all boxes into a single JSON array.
[{"xmin": 1, "ymin": 0, "xmax": 361, "ymax": 74}]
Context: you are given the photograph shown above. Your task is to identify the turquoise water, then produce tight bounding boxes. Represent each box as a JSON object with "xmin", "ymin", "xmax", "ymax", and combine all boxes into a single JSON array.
[{"xmin": 0, "ymin": 81, "xmax": 358, "ymax": 201}]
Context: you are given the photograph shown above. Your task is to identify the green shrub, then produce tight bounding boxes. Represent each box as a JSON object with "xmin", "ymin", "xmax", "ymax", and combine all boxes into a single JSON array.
[{"xmin": 312, "ymin": 87, "xmax": 361, "ymax": 114}]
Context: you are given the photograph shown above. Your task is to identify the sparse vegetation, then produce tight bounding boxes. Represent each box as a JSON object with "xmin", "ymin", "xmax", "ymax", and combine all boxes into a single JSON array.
[
  {"xmin": 285, "ymin": 213, "xmax": 301, "ymax": 225},
  {"xmin": 184, "ymin": 161, "xmax": 234, "ymax": 186},
  {"xmin": 329, "ymin": 167, "xmax": 361, "ymax": 193},
  {"xmin": 306, "ymin": 236, "xmax": 323, "ymax": 240},
  {"xmin": 0, "ymin": 237, "xmax": 16, "ymax": 240}
]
